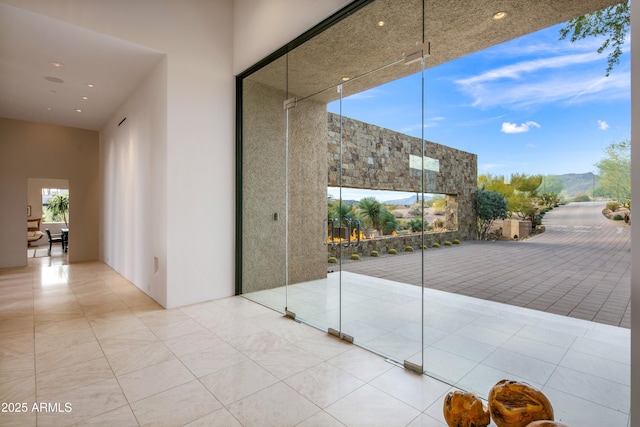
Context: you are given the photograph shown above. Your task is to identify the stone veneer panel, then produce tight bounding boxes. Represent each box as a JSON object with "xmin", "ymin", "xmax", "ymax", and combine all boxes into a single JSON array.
[{"xmin": 328, "ymin": 113, "xmax": 477, "ymax": 240}]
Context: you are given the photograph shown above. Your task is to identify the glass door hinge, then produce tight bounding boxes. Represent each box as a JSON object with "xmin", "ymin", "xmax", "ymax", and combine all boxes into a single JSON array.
[{"xmin": 283, "ymin": 97, "xmax": 297, "ymax": 110}]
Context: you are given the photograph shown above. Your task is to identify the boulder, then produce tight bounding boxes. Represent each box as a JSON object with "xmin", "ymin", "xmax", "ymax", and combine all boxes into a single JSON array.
[
  {"xmin": 443, "ymin": 390, "xmax": 490, "ymax": 427},
  {"xmin": 489, "ymin": 380, "xmax": 554, "ymax": 427},
  {"xmin": 526, "ymin": 421, "xmax": 570, "ymax": 427}
]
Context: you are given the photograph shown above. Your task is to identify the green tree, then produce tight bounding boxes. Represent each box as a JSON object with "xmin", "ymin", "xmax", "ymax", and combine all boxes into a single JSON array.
[
  {"xmin": 595, "ymin": 140, "xmax": 630, "ymax": 207},
  {"xmin": 380, "ymin": 210, "xmax": 400, "ymax": 235},
  {"xmin": 510, "ymin": 173, "xmax": 543, "ymax": 195},
  {"xmin": 559, "ymin": 1, "xmax": 630, "ymax": 76},
  {"xmin": 478, "ymin": 174, "xmax": 514, "ymax": 198},
  {"xmin": 47, "ymin": 194, "xmax": 69, "ymax": 226},
  {"xmin": 357, "ymin": 197, "xmax": 383, "ymax": 233},
  {"xmin": 476, "ymin": 186, "xmax": 509, "ymax": 240}
]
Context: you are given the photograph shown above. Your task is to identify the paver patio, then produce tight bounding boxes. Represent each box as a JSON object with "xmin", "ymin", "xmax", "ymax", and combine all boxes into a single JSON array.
[{"xmin": 341, "ymin": 201, "xmax": 631, "ymax": 328}]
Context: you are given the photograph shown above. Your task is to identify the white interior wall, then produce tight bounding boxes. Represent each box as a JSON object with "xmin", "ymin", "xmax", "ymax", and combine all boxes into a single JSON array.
[
  {"xmin": 0, "ymin": 118, "xmax": 99, "ymax": 267},
  {"xmin": 100, "ymin": 58, "xmax": 168, "ymax": 307}
]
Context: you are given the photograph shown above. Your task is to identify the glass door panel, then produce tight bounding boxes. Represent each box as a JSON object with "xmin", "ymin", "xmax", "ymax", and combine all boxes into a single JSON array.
[
  {"xmin": 339, "ymin": 59, "xmax": 425, "ymax": 368},
  {"xmin": 282, "ymin": 84, "xmax": 342, "ymax": 334},
  {"xmin": 240, "ymin": 55, "xmax": 288, "ymax": 312}
]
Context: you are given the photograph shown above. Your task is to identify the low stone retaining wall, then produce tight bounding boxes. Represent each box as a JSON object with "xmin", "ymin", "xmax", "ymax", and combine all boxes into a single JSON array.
[{"xmin": 328, "ymin": 230, "xmax": 461, "ymax": 258}]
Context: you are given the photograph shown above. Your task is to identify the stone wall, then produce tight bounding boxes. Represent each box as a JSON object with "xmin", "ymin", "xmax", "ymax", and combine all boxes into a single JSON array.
[{"xmin": 328, "ymin": 113, "xmax": 477, "ymax": 240}]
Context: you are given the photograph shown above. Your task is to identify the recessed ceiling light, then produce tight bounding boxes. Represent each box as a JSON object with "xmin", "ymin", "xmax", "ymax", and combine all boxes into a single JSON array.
[
  {"xmin": 44, "ymin": 76, "xmax": 64, "ymax": 83},
  {"xmin": 47, "ymin": 107, "xmax": 52, "ymax": 111},
  {"xmin": 75, "ymin": 109, "xmax": 82, "ymax": 113},
  {"xmin": 492, "ymin": 11, "xmax": 507, "ymax": 20},
  {"xmin": 342, "ymin": 77, "xmax": 350, "ymax": 81},
  {"xmin": 377, "ymin": 21, "xmax": 385, "ymax": 27},
  {"xmin": 87, "ymin": 83, "xmax": 94, "ymax": 88},
  {"xmin": 50, "ymin": 61, "xmax": 63, "ymax": 67},
  {"xmin": 82, "ymin": 96, "xmax": 88, "ymax": 100}
]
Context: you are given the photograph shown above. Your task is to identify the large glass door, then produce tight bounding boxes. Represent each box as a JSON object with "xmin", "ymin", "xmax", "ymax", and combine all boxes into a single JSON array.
[
  {"xmin": 338, "ymin": 61, "xmax": 426, "ymax": 369},
  {"xmin": 241, "ymin": 0, "xmax": 429, "ymax": 371}
]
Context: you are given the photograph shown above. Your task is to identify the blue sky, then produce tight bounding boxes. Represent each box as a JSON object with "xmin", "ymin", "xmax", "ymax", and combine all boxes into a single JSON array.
[{"xmin": 328, "ymin": 22, "xmax": 630, "ymax": 183}]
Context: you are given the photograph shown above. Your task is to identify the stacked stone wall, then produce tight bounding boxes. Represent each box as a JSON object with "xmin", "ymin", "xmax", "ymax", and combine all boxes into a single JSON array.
[{"xmin": 328, "ymin": 113, "xmax": 477, "ymax": 241}]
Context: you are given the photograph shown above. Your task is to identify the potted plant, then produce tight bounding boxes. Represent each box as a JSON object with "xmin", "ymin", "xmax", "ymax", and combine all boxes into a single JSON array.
[{"xmin": 48, "ymin": 194, "xmax": 69, "ymax": 227}]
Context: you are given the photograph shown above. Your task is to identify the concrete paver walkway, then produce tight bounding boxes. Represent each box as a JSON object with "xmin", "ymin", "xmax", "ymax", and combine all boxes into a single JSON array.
[{"xmin": 342, "ymin": 202, "xmax": 631, "ymax": 327}]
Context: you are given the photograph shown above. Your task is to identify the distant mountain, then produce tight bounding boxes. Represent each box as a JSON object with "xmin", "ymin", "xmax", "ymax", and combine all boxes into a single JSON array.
[
  {"xmin": 383, "ymin": 194, "xmax": 432, "ymax": 206},
  {"xmin": 552, "ymin": 172, "xmax": 598, "ymax": 197}
]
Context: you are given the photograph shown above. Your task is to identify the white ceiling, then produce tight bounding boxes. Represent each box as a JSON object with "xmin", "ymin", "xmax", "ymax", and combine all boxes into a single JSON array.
[{"xmin": 0, "ymin": 2, "xmax": 165, "ymax": 131}]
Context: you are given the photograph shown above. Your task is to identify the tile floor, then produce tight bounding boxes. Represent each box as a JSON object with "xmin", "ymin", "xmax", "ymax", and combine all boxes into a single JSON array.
[
  {"xmin": 0, "ymin": 257, "xmax": 631, "ymax": 426},
  {"xmin": 245, "ymin": 271, "xmax": 631, "ymax": 427}
]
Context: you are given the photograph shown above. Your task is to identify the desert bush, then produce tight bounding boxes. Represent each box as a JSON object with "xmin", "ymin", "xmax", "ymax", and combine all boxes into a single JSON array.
[
  {"xmin": 350, "ymin": 254, "xmax": 360, "ymax": 260},
  {"xmin": 370, "ymin": 250, "xmax": 379, "ymax": 257},
  {"xmin": 607, "ymin": 201, "xmax": 621, "ymax": 211},
  {"xmin": 405, "ymin": 246, "xmax": 414, "ymax": 252},
  {"xmin": 443, "ymin": 241, "xmax": 452, "ymax": 246},
  {"xmin": 328, "ymin": 257, "xmax": 337, "ymax": 263},
  {"xmin": 420, "ymin": 244, "xmax": 427, "ymax": 249},
  {"xmin": 432, "ymin": 242, "xmax": 440, "ymax": 248},
  {"xmin": 613, "ymin": 214, "xmax": 624, "ymax": 220},
  {"xmin": 388, "ymin": 248, "xmax": 397, "ymax": 254},
  {"xmin": 573, "ymin": 194, "xmax": 591, "ymax": 202},
  {"xmin": 452, "ymin": 239, "xmax": 460, "ymax": 244},
  {"xmin": 408, "ymin": 206, "xmax": 423, "ymax": 217}
]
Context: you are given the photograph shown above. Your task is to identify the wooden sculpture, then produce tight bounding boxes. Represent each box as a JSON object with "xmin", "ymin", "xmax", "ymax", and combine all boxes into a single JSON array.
[
  {"xmin": 443, "ymin": 390, "xmax": 491, "ymax": 427},
  {"xmin": 488, "ymin": 380, "xmax": 554, "ymax": 427}
]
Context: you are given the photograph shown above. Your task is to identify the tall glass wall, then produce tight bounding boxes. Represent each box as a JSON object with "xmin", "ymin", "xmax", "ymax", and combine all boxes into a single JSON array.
[{"xmin": 241, "ymin": 0, "xmax": 428, "ymax": 370}]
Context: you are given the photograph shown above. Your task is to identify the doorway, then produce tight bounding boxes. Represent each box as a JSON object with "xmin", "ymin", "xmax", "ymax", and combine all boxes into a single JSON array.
[{"xmin": 27, "ymin": 178, "xmax": 69, "ymax": 260}]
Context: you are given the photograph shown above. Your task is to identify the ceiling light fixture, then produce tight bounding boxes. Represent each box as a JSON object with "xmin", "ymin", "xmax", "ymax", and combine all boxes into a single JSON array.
[
  {"xmin": 87, "ymin": 83, "xmax": 94, "ymax": 88},
  {"xmin": 50, "ymin": 61, "xmax": 63, "ymax": 67},
  {"xmin": 342, "ymin": 77, "xmax": 350, "ymax": 81},
  {"xmin": 82, "ymin": 96, "xmax": 88, "ymax": 100},
  {"xmin": 75, "ymin": 109, "xmax": 82, "ymax": 113},
  {"xmin": 377, "ymin": 21, "xmax": 385, "ymax": 27},
  {"xmin": 492, "ymin": 11, "xmax": 507, "ymax": 20}
]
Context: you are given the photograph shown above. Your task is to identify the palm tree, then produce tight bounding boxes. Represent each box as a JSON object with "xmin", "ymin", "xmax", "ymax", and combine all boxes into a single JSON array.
[
  {"xmin": 358, "ymin": 197, "xmax": 382, "ymax": 234},
  {"xmin": 48, "ymin": 194, "xmax": 69, "ymax": 227}
]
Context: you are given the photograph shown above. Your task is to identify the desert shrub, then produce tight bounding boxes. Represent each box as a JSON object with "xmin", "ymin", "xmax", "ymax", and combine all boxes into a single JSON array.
[
  {"xmin": 443, "ymin": 241, "xmax": 452, "ymax": 246},
  {"xmin": 573, "ymin": 194, "xmax": 591, "ymax": 202},
  {"xmin": 408, "ymin": 206, "xmax": 423, "ymax": 217},
  {"xmin": 388, "ymin": 248, "xmax": 397, "ymax": 254},
  {"xmin": 613, "ymin": 214, "xmax": 624, "ymax": 220},
  {"xmin": 328, "ymin": 257, "xmax": 337, "ymax": 263},
  {"xmin": 393, "ymin": 211, "xmax": 404, "ymax": 218},
  {"xmin": 432, "ymin": 242, "xmax": 440, "ymax": 248},
  {"xmin": 420, "ymin": 244, "xmax": 427, "ymax": 249},
  {"xmin": 350, "ymin": 254, "xmax": 360, "ymax": 260},
  {"xmin": 607, "ymin": 201, "xmax": 621, "ymax": 211},
  {"xmin": 370, "ymin": 250, "xmax": 379, "ymax": 257},
  {"xmin": 452, "ymin": 239, "xmax": 460, "ymax": 244},
  {"xmin": 407, "ymin": 218, "xmax": 426, "ymax": 232},
  {"xmin": 405, "ymin": 246, "xmax": 414, "ymax": 252}
]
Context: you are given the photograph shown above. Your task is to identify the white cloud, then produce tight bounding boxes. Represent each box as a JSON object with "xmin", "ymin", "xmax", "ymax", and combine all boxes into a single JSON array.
[
  {"xmin": 400, "ymin": 117, "xmax": 445, "ymax": 133},
  {"xmin": 597, "ymin": 120, "xmax": 609, "ymax": 130},
  {"xmin": 456, "ymin": 52, "xmax": 601, "ymax": 87},
  {"xmin": 454, "ymin": 42, "xmax": 630, "ymax": 109},
  {"xmin": 501, "ymin": 121, "xmax": 540, "ymax": 134}
]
